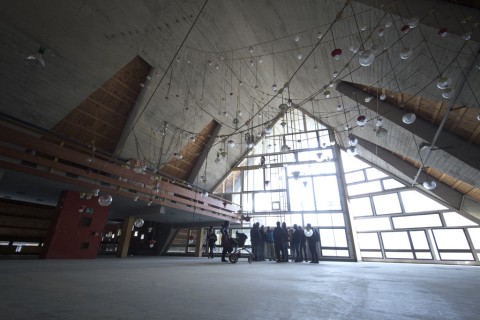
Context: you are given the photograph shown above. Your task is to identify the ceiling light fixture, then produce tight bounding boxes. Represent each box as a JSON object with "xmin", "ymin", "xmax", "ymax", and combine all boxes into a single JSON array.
[{"xmin": 423, "ymin": 180, "xmax": 437, "ymax": 190}]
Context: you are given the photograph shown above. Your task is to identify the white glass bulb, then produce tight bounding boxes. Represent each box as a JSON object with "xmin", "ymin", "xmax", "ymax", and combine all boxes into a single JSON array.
[
  {"xmin": 442, "ymin": 88, "xmax": 455, "ymax": 99},
  {"xmin": 379, "ymin": 93, "xmax": 387, "ymax": 100},
  {"xmin": 264, "ymin": 127, "xmax": 273, "ymax": 135},
  {"xmin": 317, "ymin": 32, "xmax": 323, "ymax": 39},
  {"xmin": 423, "ymin": 180, "xmax": 437, "ymax": 190},
  {"xmin": 359, "ymin": 50, "xmax": 375, "ymax": 66},
  {"xmin": 402, "ymin": 113, "xmax": 416, "ymax": 124},
  {"xmin": 365, "ymin": 96, "xmax": 373, "ymax": 103},
  {"xmin": 385, "ymin": 21, "xmax": 392, "ymax": 28},
  {"xmin": 399, "ymin": 47, "xmax": 412, "ymax": 60},
  {"xmin": 272, "ymin": 84, "xmax": 277, "ymax": 92},
  {"xmin": 98, "ymin": 194, "xmax": 113, "ymax": 206},
  {"xmin": 297, "ymin": 53, "xmax": 303, "ymax": 60},
  {"xmin": 349, "ymin": 45, "xmax": 359, "ymax": 53},
  {"xmin": 407, "ymin": 17, "xmax": 419, "ymax": 28},
  {"xmin": 436, "ymin": 77, "xmax": 451, "ymax": 89}
]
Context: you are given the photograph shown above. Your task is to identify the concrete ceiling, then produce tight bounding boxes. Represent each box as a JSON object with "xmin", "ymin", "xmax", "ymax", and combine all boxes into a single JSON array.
[{"xmin": 0, "ymin": 0, "xmax": 480, "ymax": 221}]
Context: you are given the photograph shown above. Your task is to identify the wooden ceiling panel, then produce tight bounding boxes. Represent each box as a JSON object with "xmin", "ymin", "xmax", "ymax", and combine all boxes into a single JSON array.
[{"xmin": 51, "ymin": 56, "xmax": 151, "ymax": 154}]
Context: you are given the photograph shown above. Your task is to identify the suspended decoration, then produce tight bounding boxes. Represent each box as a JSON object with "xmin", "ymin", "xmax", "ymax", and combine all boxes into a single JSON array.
[
  {"xmin": 346, "ymin": 146, "xmax": 359, "ymax": 156},
  {"xmin": 134, "ymin": 218, "xmax": 145, "ymax": 228},
  {"xmin": 401, "ymin": 25, "xmax": 410, "ymax": 33},
  {"xmin": 324, "ymin": 90, "xmax": 331, "ymax": 98},
  {"xmin": 98, "ymin": 194, "xmax": 113, "ymax": 206},
  {"xmin": 378, "ymin": 28, "xmax": 385, "ymax": 37},
  {"xmin": 364, "ymin": 96, "xmax": 373, "ymax": 103},
  {"xmin": 442, "ymin": 88, "xmax": 455, "ymax": 99},
  {"xmin": 407, "ymin": 17, "xmax": 419, "ymax": 28},
  {"xmin": 173, "ymin": 152, "xmax": 183, "ymax": 160},
  {"xmin": 356, "ymin": 115, "xmax": 367, "ymax": 127},
  {"xmin": 399, "ymin": 47, "xmax": 412, "ymax": 60},
  {"xmin": 379, "ymin": 93, "xmax": 387, "ymax": 100},
  {"xmin": 437, "ymin": 76, "xmax": 452, "ymax": 89},
  {"xmin": 292, "ymin": 171, "xmax": 301, "ymax": 180},
  {"xmin": 264, "ymin": 126, "xmax": 273, "ymax": 135},
  {"xmin": 227, "ymin": 139, "xmax": 235, "ymax": 148},
  {"xmin": 402, "ymin": 113, "xmax": 416, "ymax": 124},
  {"xmin": 358, "ymin": 50, "xmax": 375, "ymax": 67},
  {"xmin": 331, "ymin": 48, "xmax": 342, "ymax": 60},
  {"xmin": 245, "ymin": 133, "xmax": 255, "ymax": 149},
  {"xmin": 477, "ymin": 113, "xmax": 480, "ymax": 121},
  {"xmin": 272, "ymin": 83, "xmax": 277, "ymax": 92},
  {"xmin": 423, "ymin": 180, "xmax": 437, "ymax": 190},
  {"xmin": 438, "ymin": 27, "xmax": 448, "ymax": 37},
  {"xmin": 348, "ymin": 135, "xmax": 358, "ymax": 146},
  {"xmin": 462, "ymin": 32, "xmax": 472, "ymax": 41},
  {"xmin": 25, "ymin": 47, "xmax": 46, "ymax": 68}
]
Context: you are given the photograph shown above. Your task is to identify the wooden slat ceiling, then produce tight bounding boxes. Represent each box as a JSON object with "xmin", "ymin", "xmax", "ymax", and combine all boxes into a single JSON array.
[
  {"xmin": 351, "ymin": 81, "xmax": 480, "ymax": 203},
  {"xmin": 353, "ymin": 83, "xmax": 480, "ymax": 146},
  {"xmin": 159, "ymin": 120, "xmax": 218, "ymax": 181},
  {"xmin": 396, "ymin": 151, "xmax": 480, "ymax": 203},
  {"xmin": 51, "ymin": 56, "xmax": 151, "ymax": 154}
]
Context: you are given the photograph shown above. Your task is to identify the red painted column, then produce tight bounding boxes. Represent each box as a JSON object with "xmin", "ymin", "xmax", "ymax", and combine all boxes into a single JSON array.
[{"xmin": 40, "ymin": 190, "xmax": 109, "ymax": 259}]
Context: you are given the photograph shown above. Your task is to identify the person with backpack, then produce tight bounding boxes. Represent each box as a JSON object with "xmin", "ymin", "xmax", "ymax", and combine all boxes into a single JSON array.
[{"xmin": 207, "ymin": 226, "xmax": 217, "ymax": 259}]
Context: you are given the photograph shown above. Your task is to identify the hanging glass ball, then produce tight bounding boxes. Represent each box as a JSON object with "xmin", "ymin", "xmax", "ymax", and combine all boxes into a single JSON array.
[
  {"xmin": 294, "ymin": 35, "xmax": 300, "ymax": 42},
  {"xmin": 227, "ymin": 140, "xmax": 235, "ymax": 148},
  {"xmin": 376, "ymin": 127, "xmax": 388, "ymax": 137},
  {"xmin": 436, "ymin": 77, "xmax": 451, "ymax": 89},
  {"xmin": 348, "ymin": 136, "xmax": 358, "ymax": 146},
  {"xmin": 477, "ymin": 113, "xmax": 480, "ymax": 121},
  {"xmin": 365, "ymin": 96, "xmax": 373, "ymax": 103},
  {"xmin": 324, "ymin": 90, "xmax": 331, "ymax": 98},
  {"xmin": 287, "ymin": 99, "xmax": 292, "ymax": 107},
  {"xmin": 347, "ymin": 146, "xmax": 359, "ymax": 156},
  {"xmin": 357, "ymin": 115, "xmax": 367, "ymax": 126},
  {"xmin": 134, "ymin": 218, "xmax": 145, "ymax": 228},
  {"xmin": 407, "ymin": 17, "xmax": 419, "ymax": 28},
  {"xmin": 279, "ymin": 103, "xmax": 288, "ymax": 110},
  {"xmin": 313, "ymin": 65, "xmax": 318, "ymax": 71},
  {"xmin": 402, "ymin": 113, "xmax": 416, "ymax": 124},
  {"xmin": 272, "ymin": 84, "xmax": 277, "ymax": 92},
  {"xmin": 317, "ymin": 32, "xmax": 323, "ymax": 39},
  {"xmin": 378, "ymin": 28, "xmax": 385, "ymax": 36},
  {"xmin": 258, "ymin": 57, "xmax": 263, "ymax": 64},
  {"xmin": 297, "ymin": 53, "xmax": 303, "ymax": 60},
  {"xmin": 399, "ymin": 47, "xmax": 412, "ymax": 60},
  {"xmin": 385, "ymin": 21, "xmax": 393, "ymax": 28},
  {"xmin": 336, "ymin": 105, "xmax": 343, "ymax": 111},
  {"xmin": 349, "ymin": 44, "xmax": 359, "ymax": 53},
  {"xmin": 462, "ymin": 32, "xmax": 472, "ymax": 41},
  {"xmin": 438, "ymin": 27, "xmax": 448, "ymax": 37},
  {"xmin": 98, "ymin": 194, "xmax": 112, "ymax": 206},
  {"xmin": 442, "ymin": 88, "xmax": 455, "ymax": 99},
  {"xmin": 331, "ymin": 48, "xmax": 342, "ymax": 60},
  {"xmin": 379, "ymin": 93, "xmax": 387, "ymax": 100},
  {"xmin": 360, "ymin": 25, "xmax": 367, "ymax": 31},
  {"xmin": 264, "ymin": 127, "xmax": 273, "ymax": 135},
  {"xmin": 423, "ymin": 180, "xmax": 437, "ymax": 190},
  {"xmin": 359, "ymin": 50, "xmax": 375, "ymax": 66},
  {"xmin": 249, "ymin": 46, "xmax": 253, "ymax": 53},
  {"xmin": 333, "ymin": 71, "xmax": 339, "ymax": 78}
]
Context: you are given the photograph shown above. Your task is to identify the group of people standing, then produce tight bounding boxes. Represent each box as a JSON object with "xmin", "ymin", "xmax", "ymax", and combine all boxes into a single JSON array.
[
  {"xmin": 207, "ymin": 221, "xmax": 321, "ymax": 263},
  {"xmin": 251, "ymin": 222, "xmax": 320, "ymax": 263}
]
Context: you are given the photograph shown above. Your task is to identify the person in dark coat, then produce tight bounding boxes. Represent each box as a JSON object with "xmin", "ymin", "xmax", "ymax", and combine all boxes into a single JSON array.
[
  {"xmin": 298, "ymin": 226, "xmax": 307, "ymax": 262},
  {"xmin": 305, "ymin": 223, "xmax": 319, "ymax": 263},
  {"xmin": 207, "ymin": 226, "xmax": 217, "ymax": 259},
  {"xmin": 273, "ymin": 221, "xmax": 286, "ymax": 262},
  {"xmin": 221, "ymin": 221, "xmax": 231, "ymax": 262},
  {"xmin": 259, "ymin": 225, "xmax": 266, "ymax": 261},
  {"xmin": 291, "ymin": 224, "xmax": 302, "ymax": 262},
  {"xmin": 250, "ymin": 222, "xmax": 261, "ymax": 261},
  {"xmin": 281, "ymin": 222, "xmax": 289, "ymax": 262}
]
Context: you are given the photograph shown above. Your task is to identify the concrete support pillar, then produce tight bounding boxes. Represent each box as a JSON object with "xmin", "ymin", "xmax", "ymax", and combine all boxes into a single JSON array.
[
  {"xmin": 116, "ymin": 216, "xmax": 135, "ymax": 258},
  {"xmin": 194, "ymin": 227, "xmax": 205, "ymax": 257}
]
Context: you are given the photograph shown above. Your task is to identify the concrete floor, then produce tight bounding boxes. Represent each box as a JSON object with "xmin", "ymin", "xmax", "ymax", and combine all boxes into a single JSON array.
[{"xmin": 0, "ymin": 257, "xmax": 479, "ymax": 320}]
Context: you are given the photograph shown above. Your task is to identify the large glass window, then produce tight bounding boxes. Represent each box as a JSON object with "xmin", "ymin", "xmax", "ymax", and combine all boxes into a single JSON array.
[
  {"xmin": 313, "ymin": 175, "xmax": 341, "ymax": 210},
  {"xmin": 373, "ymin": 193, "xmax": 402, "ymax": 215},
  {"xmin": 400, "ymin": 190, "xmax": 447, "ymax": 212}
]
